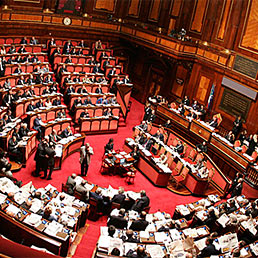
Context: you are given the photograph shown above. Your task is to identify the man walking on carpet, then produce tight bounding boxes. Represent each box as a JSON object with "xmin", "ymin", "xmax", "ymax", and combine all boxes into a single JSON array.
[{"xmin": 80, "ymin": 143, "xmax": 94, "ymax": 176}]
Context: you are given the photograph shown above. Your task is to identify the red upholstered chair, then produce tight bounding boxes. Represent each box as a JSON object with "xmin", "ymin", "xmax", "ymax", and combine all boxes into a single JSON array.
[
  {"xmin": 167, "ymin": 156, "xmax": 174, "ymax": 169},
  {"xmin": 6, "ymin": 38, "xmax": 13, "ymax": 44},
  {"xmin": 0, "ymin": 39, "xmax": 5, "ymax": 44},
  {"xmin": 110, "ymin": 120, "xmax": 118, "ymax": 130},
  {"xmin": 102, "ymin": 86, "xmax": 108, "ymax": 93},
  {"xmin": 75, "ymin": 66, "xmax": 82, "ymax": 73},
  {"xmin": 251, "ymin": 151, "xmax": 258, "ymax": 160},
  {"xmin": 56, "ymin": 40, "xmax": 62, "ymax": 45},
  {"xmin": 241, "ymin": 145, "xmax": 248, "ymax": 154},
  {"xmin": 91, "ymin": 96, "xmax": 97, "ymax": 104},
  {"xmin": 172, "ymin": 138, "xmax": 179, "ymax": 147},
  {"xmin": 61, "ymin": 122, "xmax": 70, "ymax": 131},
  {"xmin": 53, "ymin": 124, "xmax": 60, "ymax": 133},
  {"xmin": 91, "ymin": 120, "xmax": 100, "ymax": 131},
  {"xmin": 41, "ymin": 113, "xmax": 47, "ymax": 122},
  {"xmin": 95, "ymin": 108, "xmax": 103, "ymax": 117},
  {"xmin": 45, "ymin": 127, "xmax": 52, "ymax": 136},
  {"xmin": 47, "ymin": 111, "xmax": 55, "ymax": 121},
  {"xmin": 78, "ymin": 57, "xmax": 85, "ymax": 64},
  {"xmin": 32, "ymin": 46, "xmax": 41, "ymax": 53},
  {"xmin": 81, "ymin": 120, "xmax": 91, "ymax": 132},
  {"xmin": 194, "ymin": 153, "xmax": 204, "ymax": 163},
  {"xmin": 82, "ymin": 49, "xmax": 89, "ymax": 55},
  {"xmin": 180, "ymin": 143, "xmax": 187, "ymax": 157},
  {"xmin": 88, "ymin": 109, "xmax": 94, "ymax": 117},
  {"xmin": 125, "ymin": 168, "xmax": 137, "ymax": 184},
  {"xmin": 67, "ymin": 65, "xmax": 74, "ymax": 73},
  {"xmin": 113, "ymin": 108, "xmax": 120, "ymax": 117},
  {"xmin": 174, "ymin": 166, "xmax": 190, "ymax": 188},
  {"xmin": 16, "ymin": 103, "xmax": 24, "ymax": 117},
  {"xmin": 158, "ymin": 146, "xmax": 166, "ymax": 156},
  {"xmin": 171, "ymin": 161, "xmax": 183, "ymax": 180},
  {"xmin": 26, "ymin": 65, "xmax": 33, "ymax": 73},
  {"xmin": 83, "ymin": 66, "xmax": 90, "ymax": 73},
  {"xmin": 100, "ymin": 120, "xmax": 109, "ymax": 131},
  {"xmin": 207, "ymin": 168, "xmax": 215, "ymax": 183},
  {"xmin": 184, "ymin": 148, "xmax": 197, "ymax": 164},
  {"xmin": 171, "ymin": 102, "xmax": 177, "ymax": 109},
  {"xmin": 26, "ymin": 46, "xmax": 32, "ymax": 53},
  {"xmin": 234, "ymin": 140, "xmax": 241, "ymax": 148}
]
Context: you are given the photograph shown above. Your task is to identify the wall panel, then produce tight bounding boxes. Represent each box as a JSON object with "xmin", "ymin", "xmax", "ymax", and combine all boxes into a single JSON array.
[
  {"xmin": 148, "ymin": 0, "xmax": 161, "ymax": 21},
  {"xmin": 94, "ymin": 0, "xmax": 116, "ymax": 12},
  {"xmin": 128, "ymin": 0, "xmax": 141, "ymax": 17}
]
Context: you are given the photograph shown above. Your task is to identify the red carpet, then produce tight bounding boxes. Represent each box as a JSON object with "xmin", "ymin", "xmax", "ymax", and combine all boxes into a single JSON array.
[{"xmin": 14, "ymin": 98, "xmax": 200, "ymax": 258}]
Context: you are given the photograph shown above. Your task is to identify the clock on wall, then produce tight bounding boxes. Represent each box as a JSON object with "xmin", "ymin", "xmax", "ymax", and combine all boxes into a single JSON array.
[{"xmin": 63, "ymin": 17, "xmax": 72, "ymax": 26}]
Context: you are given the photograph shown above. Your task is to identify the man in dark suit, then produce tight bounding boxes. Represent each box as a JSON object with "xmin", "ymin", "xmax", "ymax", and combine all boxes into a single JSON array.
[
  {"xmin": 26, "ymin": 101, "xmax": 35, "ymax": 112},
  {"xmin": 30, "ymin": 36, "xmax": 37, "ymax": 45},
  {"xmin": 60, "ymin": 126, "xmax": 73, "ymax": 138},
  {"xmin": 0, "ymin": 58, "xmax": 6, "ymax": 77},
  {"xmin": 20, "ymin": 37, "xmax": 28, "ymax": 44},
  {"xmin": 19, "ymin": 123, "xmax": 30, "ymax": 138},
  {"xmin": 142, "ymin": 136, "xmax": 153, "ymax": 151},
  {"xmin": 17, "ymin": 76, "xmax": 25, "ymax": 85},
  {"xmin": 18, "ymin": 45, "xmax": 26, "ymax": 53},
  {"xmin": 14, "ymin": 65, "xmax": 22, "ymax": 74},
  {"xmin": 197, "ymin": 238, "xmax": 220, "ymax": 258},
  {"xmin": 42, "ymin": 144, "xmax": 55, "ymax": 180},
  {"xmin": 84, "ymin": 96, "xmax": 92, "ymax": 105},
  {"xmin": 34, "ymin": 138, "xmax": 48, "ymax": 177},
  {"xmin": 131, "ymin": 190, "xmax": 150, "ymax": 212},
  {"xmin": 36, "ymin": 99, "xmax": 44, "ymax": 109},
  {"xmin": 26, "ymin": 74, "xmax": 35, "ymax": 85},
  {"xmin": 33, "ymin": 114, "xmax": 45, "ymax": 139},
  {"xmin": 49, "ymin": 129, "xmax": 62, "ymax": 144},
  {"xmin": 52, "ymin": 96, "xmax": 61, "ymax": 106},
  {"xmin": 231, "ymin": 178, "xmax": 243, "ymax": 198},
  {"xmin": 90, "ymin": 188, "xmax": 110, "ymax": 214},
  {"xmin": 196, "ymin": 141, "xmax": 208, "ymax": 153},
  {"xmin": 123, "ymin": 75, "xmax": 131, "ymax": 84},
  {"xmin": 147, "ymin": 110, "xmax": 156, "ymax": 123},
  {"xmin": 107, "ymin": 208, "xmax": 128, "ymax": 229},
  {"xmin": 79, "ymin": 143, "xmax": 94, "ymax": 177},
  {"xmin": 65, "ymin": 55, "xmax": 72, "ymax": 64},
  {"xmin": 8, "ymin": 135, "xmax": 23, "ymax": 164},
  {"xmin": 103, "ymin": 58, "xmax": 109, "ymax": 70},
  {"xmin": 111, "ymin": 187, "xmax": 126, "ymax": 205},
  {"xmin": 93, "ymin": 63, "xmax": 101, "ymax": 74},
  {"xmin": 65, "ymin": 173, "xmax": 77, "ymax": 195},
  {"xmin": 129, "ymin": 211, "xmax": 149, "ymax": 231},
  {"xmin": 175, "ymin": 141, "xmax": 184, "ymax": 154},
  {"xmin": 153, "ymin": 130, "xmax": 164, "ymax": 142},
  {"xmin": 3, "ymin": 92, "xmax": 13, "ymax": 107},
  {"xmin": 27, "ymin": 86, "xmax": 35, "ymax": 97},
  {"xmin": 63, "ymin": 41, "xmax": 72, "ymax": 55},
  {"xmin": 57, "ymin": 109, "xmax": 66, "ymax": 119},
  {"xmin": 66, "ymin": 85, "xmax": 75, "ymax": 95}
]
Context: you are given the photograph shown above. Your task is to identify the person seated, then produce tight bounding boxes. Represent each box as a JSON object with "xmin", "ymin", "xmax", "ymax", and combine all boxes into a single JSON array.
[
  {"xmin": 76, "ymin": 48, "xmax": 83, "ymax": 56},
  {"xmin": 44, "ymin": 98, "xmax": 52, "ymax": 108},
  {"xmin": 159, "ymin": 153, "xmax": 168, "ymax": 165},
  {"xmin": 8, "ymin": 135, "xmax": 23, "ymax": 164},
  {"xmin": 123, "ymin": 75, "xmax": 131, "ymax": 84},
  {"xmin": 3, "ymin": 78, "xmax": 11, "ymax": 89},
  {"xmin": 111, "ymin": 187, "xmax": 126, "ymax": 205},
  {"xmin": 186, "ymin": 110, "xmax": 197, "ymax": 120},
  {"xmin": 15, "ymin": 55, "xmax": 23, "ymax": 63},
  {"xmin": 178, "ymin": 103, "xmax": 185, "ymax": 116},
  {"xmin": 90, "ymin": 188, "xmax": 110, "ymax": 214},
  {"xmin": 108, "ymin": 225, "xmax": 116, "ymax": 238},
  {"xmin": 36, "ymin": 99, "xmax": 44, "ymax": 109},
  {"xmin": 147, "ymin": 110, "xmax": 156, "ymax": 123},
  {"xmin": 41, "ymin": 207, "xmax": 57, "ymax": 222},
  {"xmin": 52, "ymin": 96, "xmax": 61, "ymax": 106},
  {"xmin": 67, "ymin": 85, "xmax": 75, "ymax": 95},
  {"xmin": 129, "ymin": 211, "xmax": 149, "ymax": 231},
  {"xmin": 142, "ymin": 135, "xmax": 153, "ymax": 151},
  {"xmin": 95, "ymin": 85, "xmax": 103, "ymax": 94},
  {"xmin": 6, "ymin": 110, "xmax": 14, "ymax": 123},
  {"xmin": 42, "ymin": 86, "xmax": 51, "ymax": 95},
  {"xmin": 26, "ymin": 74, "xmax": 35, "ymax": 85},
  {"xmin": 192, "ymin": 100, "xmax": 199, "ymax": 110},
  {"xmin": 107, "ymin": 208, "xmax": 128, "ymax": 229},
  {"xmin": 130, "ymin": 146, "xmax": 140, "ymax": 163},
  {"xmin": 65, "ymin": 173, "xmax": 77, "ymax": 195},
  {"xmin": 87, "ymin": 56, "xmax": 96, "ymax": 65},
  {"xmin": 163, "ymin": 119, "xmax": 172, "ymax": 129},
  {"xmin": 57, "ymin": 109, "xmax": 66, "ymax": 119},
  {"xmin": 26, "ymin": 101, "xmax": 35, "ymax": 112},
  {"xmin": 207, "ymin": 117, "xmax": 218, "ymax": 128},
  {"xmin": 63, "ymin": 41, "xmax": 72, "ymax": 55},
  {"xmin": 13, "ymin": 91, "xmax": 22, "ymax": 101},
  {"xmin": 30, "ymin": 36, "xmax": 37, "ymax": 45},
  {"xmin": 135, "ymin": 131, "xmax": 146, "ymax": 145},
  {"xmin": 197, "ymin": 237, "xmax": 220, "ymax": 258},
  {"xmin": 138, "ymin": 120, "xmax": 148, "ymax": 132},
  {"xmin": 44, "ymin": 74, "xmax": 53, "ymax": 84},
  {"xmin": 35, "ymin": 73, "xmax": 44, "ymax": 84},
  {"xmin": 109, "ymin": 96, "xmax": 117, "ymax": 105},
  {"xmin": 131, "ymin": 190, "xmax": 150, "ymax": 212},
  {"xmin": 1, "ymin": 114, "xmax": 9, "ymax": 126},
  {"xmin": 8, "ymin": 45, "xmax": 16, "ymax": 54},
  {"xmin": 20, "ymin": 37, "xmax": 27, "ymax": 44},
  {"xmin": 18, "ymin": 45, "xmax": 26, "ymax": 53},
  {"xmin": 14, "ymin": 64, "xmax": 22, "ymax": 74},
  {"xmin": 196, "ymin": 141, "xmax": 207, "ymax": 153},
  {"xmin": 103, "ymin": 108, "xmax": 113, "ymax": 117},
  {"xmin": 98, "ymin": 76, "xmax": 107, "ymax": 84},
  {"xmin": 73, "ymin": 75, "xmax": 80, "ymax": 83},
  {"xmin": 95, "ymin": 40, "xmax": 102, "ymax": 50},
  {"xmin": 93, "ymin": 63, "xmax": 102, "ymax": 74},
  {"xmin": 33, "ymin": 114, "xmax": 45, "ymax": 139},
  {"xmin": 121, "ymin": 229, "xmax": 140, "ymax": 243},
  {"xmin": 65, "ymin": 55, "xmax": 72, "ymax": 64},
  {"xmin": 96, "ymin": 95, "xmax": 108, "ymax": 105},
  {"xmin": 225, "ymin": 131, "xmax": 235, "ymax": 144},
  {"xmin": 74, "ymin": 180, "xmax": 90, "ymax": 202},
  {"xmin": 50, "ymin": 82, "xmax": 58, "ymax": 93},
  {"xmin": 104, "ymin": 138, "xmax": 114, "ymax": 154},
  {"xmin": 153, "ymin": 129, "xmax": 164, "ymax": 142},
  {"xmin": 174, "ymin": 140, "xmax": 184, "ymax": 154},
  {"xmin": 84, "ymin": 96, "xmax": 92, "ymax": 105},
  {"xmin": 49, "ymin": 129, "xmax": 62, "ymax": 144},
  {"xmin": 77, "ymin": 85, "xmax": 87, "ymax": 94},
  {"xmin": 19, "ymin": 123, "xmax": 30, "ymax": 138},
  {"xmin": 239, "ymin": 130, "xmax": 247, "ymax": 144},
  {"xmin": 60, "ymin": 126, "xmax": 73, "ymax": 138},
  {"xmin": 79, "ymin": 109, "xmax": 90, "ymax": 123},
  {"xmin": 31, "ymin": 55, "xmax": 39, "ymax": 63},
  {"xmin": 182, "ymin": 96, "xmax": 190, "ymax": 106},
  {"xmin": 198, "ymin": 105, "xmax": 206, "ymax": 120}
]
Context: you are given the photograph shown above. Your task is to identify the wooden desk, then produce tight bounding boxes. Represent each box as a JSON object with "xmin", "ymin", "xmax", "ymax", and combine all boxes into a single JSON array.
[
  {"xmin": 49, "ymin": 45, "xmax": 90, "ymax": 56},
  {"xmin": 123, "ymin": 140, "xmax": 171, "ymax": 187},
  {"xmin": 42, "ymin": 118, "xmax": 72, "ymax": 137},
  {"xmin": 57, "ymin": 63, "xmax": 94, "ymax": 74},
  {"xmin": 64, "ymin": 82, "xmax": 109, "ymax": 94},
  {"xmin": 184, "ymin": 172, "xmax": 209, "ymax": 195},
  {"xmin": 157, "ymin": 104, "xmax": 190, "ymax": 129},
  {"xmin": 74, "ymin": 104, "xmax": 120, "ymax": 121},
  {"xmin": 60, "ymin": 72, "xmax": 103, "ymax": 86},
  {"xmin": 14, "ymin": 93, "xmax": 63, "ymax": 117},
  {"xmin": 26, "ymin": 105, "xmax": 67, "ymax": 129},
  {"xmin": 2, "ymin": 44, "xmax": 44, "ymax": 54},
  {"xmin": 79, "ymin": 117, "xmax": 119, "ymax": 134},
  {"xmin": 20, "ymin": 132, "xmax": 38, "ymax": 166},
  {"xmin": 54, "ymin": 134, "xmax": 85, "ymax": 170},
  {"xmin": 1, "ymin": 52, "xmax": 46, "ymax": 63},
  {"xmin": 190, "ymin": 120, "xmax": 213, "ymax": 142}
]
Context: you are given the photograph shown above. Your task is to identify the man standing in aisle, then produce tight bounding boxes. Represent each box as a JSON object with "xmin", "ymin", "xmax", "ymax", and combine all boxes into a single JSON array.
[{"xmin": 80, "ymin": 143, "xmax": 94, "ymax": 177}]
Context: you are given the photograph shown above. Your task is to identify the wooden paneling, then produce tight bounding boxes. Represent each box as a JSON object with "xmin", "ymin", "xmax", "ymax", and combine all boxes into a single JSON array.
[
  {"xmin": 171, "ymin": 65, "xmax": 187, "ymax": 98},
  {"xmin": 217, "ymin": 0, "xmax": 233, "ymax": 40},
  {"xmin": 11, "ymin": 13, "xmax": 42, "ymax": 22},
  {"xmin": 94, "ymin": 0, "xmax": 116, "ymax": 12},
  {"xmin": 170, "ymin": 0, "xmax": 182, "ymax": 17},
  {"xmin": 241, "ymin": 0, "xmax": 258, "ymax": 52},
  {"xmin": 148, "ymin": 0, "xmax": 161, "ymax": 21},
  {"xmin": 190, "ymin": 0, "xmax": 209, "ymax": 33},
  {"xmin": 128, "ymin": 0, "xmax": 141, "ymax": 17},
  {"xmin": 196, "ymin": 75, "xmax": 210, "ymax": 102}
]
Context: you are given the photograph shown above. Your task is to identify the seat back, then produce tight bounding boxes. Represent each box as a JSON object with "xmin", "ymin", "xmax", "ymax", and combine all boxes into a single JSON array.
[
  {"xmin": 188, "ymin": 148, "xmax": 197, "ymax": 161},
  {"xmin": 251, "ymin": 151, "xmax": 258, "ymax": 160},
  {"xmin": 241, "ymin": 145, "xmax": 248, "ymax": 153},
  {"xmin": 208, "ymin": 168, "xmax": 215, "ymax": 182},
  {"xmin": 180, "ymin": 167, "xmax": 190, "ymax": 179},
  {"xmin": 234, "ymin": 140, "xmax": 241, "ymax": 148},
  {"xmin": 175, "ymin": 161, "xmax": 183, "ymax": 173}
]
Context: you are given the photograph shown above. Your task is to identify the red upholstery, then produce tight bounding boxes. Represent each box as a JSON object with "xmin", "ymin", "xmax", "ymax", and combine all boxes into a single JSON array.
[{"xmin": 81, "ymin": 120, "xmax": 91, "ymax": 132}]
